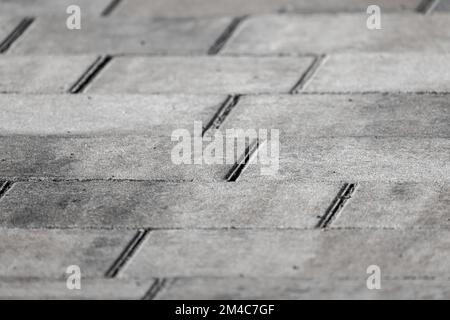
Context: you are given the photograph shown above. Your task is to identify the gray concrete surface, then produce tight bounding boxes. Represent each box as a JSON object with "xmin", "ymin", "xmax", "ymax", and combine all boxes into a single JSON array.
[
  {"xmin": 111, "ymin": 0, "xmax": 423, "ymax": 17},
  {"xmin": 304, "ymin": 53, "xmax": 450, "ymax": 92},
  {"xmin": 0, "ymin": 181, "xmax": 341, "ymax": 229},
  {"xmin": 222, "ymin": 94, "xmax": 450, "ymax": 137},
  {"xmin": 222, "ymin": 14, "xmax": 450, "ymax": 55},
  {"xmin": 88, "ymin": 56, "xmax": 315, "ymax": 94},
  {"xmin": 124, "ymin": 229, "xmax": 450, "ymax": 278},
  {"xmin": 0, "ymin": 229, "xmax": 135, "ymax": 278},
  {"xmin": 156, "ymin": 278, "xmax": 450, "ymax": 300},
  {"xmin": 0, "ymin": 0, "xmax": 449, "ymax": 300},
  {"xmin": 0, "ymin": 0, "xmax": 111, "ymax": 16},
  {"xmin": 0, "ymin": 56, "xmax": 97, "ymax": 93},
  {"xmin": 9, "ymin": 17, "xmax": 232, "ymax": 55}
]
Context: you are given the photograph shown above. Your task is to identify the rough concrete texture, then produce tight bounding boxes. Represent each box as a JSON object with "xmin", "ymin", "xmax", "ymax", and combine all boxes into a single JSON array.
[
  {"xmin": 240, "ymin": 136, "xmax": 450, "ymax": 182},
  {"xmin": 124, "ymin": 229, "xmax": 450, "ymax": 278},
  {"xmin": 0, "ymin": 229, "xmax": 135, "ymax": 278},
  {"xmin": 0, "ymin": 1, "xmax": 449, "ymax": 300},
  {"xmin": 0, "ymin": 0, "xmax": 111, "ymax": 16},
  {"xmin": 332, "ymin": 182, "xmax": 450, "ymax": 229},
  {"xmin": 112, "ymin": 0, "xmax": 422, "ymax": 17},
  {"xmin": 0, "ymin": 135, "xmax": 231, "ymax": 180},
  {"xmin": 157, "ymin": 278, "xmax": 450, "ymax": 300},
  {"xmin": 304, "ymin": 53, "xmax": 450, "ymax": 92},
  {"xmin": 0, "ymin": 94, "xmax": 226, "ymax": 135},
  {"xmin": 222, "ymin": 94, "xmax": 450, "ymax": 137},
  {"xmin": 0, "ymin": 56, "xmax": 97, "ymax": 93},
  {"xmin": 9, "ymin": 17, "xmax": 232, "ymax": 55},
  {"xmin": 88, "ymin": 56, "xmax": 314, "ymax": 94},
  {"xmin": 222, "ymin": 14, "xmax": 450, "ymax": 55},
  {"xmin": 0, "ymin": 278, "xmax": 154, "ymax": 300},
  {"xmin": 0, "ymin": 181, "xmax": 341, "ymax": 229}
]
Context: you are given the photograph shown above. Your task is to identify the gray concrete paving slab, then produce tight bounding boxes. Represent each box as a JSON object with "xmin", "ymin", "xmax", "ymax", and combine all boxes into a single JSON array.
[
  {"xmin": 124, "ymin": 229, "xmax": 450, "ymax": 278},
  {"xmin": 157, "ymin": 277, "xmax": 450, "ymax": 299},
  {"xmin": 8, "ymin": 17, "xmax": 232, "ymax": 55},
  {"xmin": 0, "ymin": 55, "xmax": 97, "ymax": 93},
  {"xmin": 88, "ymin": 56, "xmax": 314, "ymax": 94},
  {"xmin": 0, "ymin": 135, "xmax": 231, "ymax": 181},
  {"xmin": 0, "ymin": 0, "xmax": 111, "ymax": 16},
  {"xmin": 239, "ymin": 136, "xmax": 450, "ymax": 182},
  {"xmin": 222, "ymin": 14, "xmax": 450, "ymax": 55},
  {"xmin": 0, "ymin": 229, "xmax": 135, "ymax": 278},
  {"xmin": 112, "ymin": 0, "xmax": 422, "ymax": 18},
  {"xmin": 0, "ymin": 94, "xmax": 226, "ymax": 135},
  {"xmin": 304, "ymin": 53, "xmax": 450, "ymax": 92},
  {"xmin": 222, "ymin": 94, "xmax": 450, "ymax": 137},
  {"xmin": 332, "ymin": 182, "xmax": 450, "ymax": 229},
  {"xmin": 0, "ymin": 181, "xmax": 341, "ymax": 229},
  {"xmin": 0, "ymin": 278, "xmax": 154, "ymax": 299}
]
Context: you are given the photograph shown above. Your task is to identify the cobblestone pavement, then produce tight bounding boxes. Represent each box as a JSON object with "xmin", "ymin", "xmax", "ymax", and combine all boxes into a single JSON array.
[{"xmin": 0, "ymin": 0, "xmax": 449, "ymax": 299}]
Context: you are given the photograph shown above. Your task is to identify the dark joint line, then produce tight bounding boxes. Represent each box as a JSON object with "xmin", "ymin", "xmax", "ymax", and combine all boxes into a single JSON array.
[
  {"xmin": 290, "ymin": 54, "xmax": 326, "ymax": 94},
  {"xmin": 208, "ymin": 16, "xmax": 247, "ymax": 55},
  {"xmin": 226, "ymin": 139, "xmax": 261, "ymax": 182},
  {"xmin": 0, "ymin": 17, "xmax": 34, "ymax": 54},
  {"xmin": 0, "ymin": 181, "xmax": 14, "ymax": 200},
  {"xmin": 316, "ymin": 183, "xmax": 358, "ymax": 229},
  {"xmin": 202, "ymin": 94, "xmax": 241, "ymax": 136},
  {"xmin": 69, "ymin": 55, "xmax": 112, "ymax": 94},
  {"xmin": 105, "ymin": 229, "xmax": 149, "ymax": 278},
  {"xmin": 142, "ymin": 278, "xmax": 168, "ymax": 300},
  {"xmin": 101, "ymin": 0, "xmax": 123, "ymax": 16}
]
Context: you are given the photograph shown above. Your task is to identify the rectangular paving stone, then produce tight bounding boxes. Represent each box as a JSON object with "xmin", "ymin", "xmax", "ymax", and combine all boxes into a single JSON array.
[
  {"xmin": 239, "ymin": 136, "xmax": 450, "ymax": 182},
  {"xmin": 222, "ymin": 14, "xmax": 450, "ymax": 55},
  {"xmin": 332, "ymin": 182, "xmax": 450, "ymax": 229},
  {"xmin": 0, "ymin": 229, "xmax": 135, "ymax": 278},
  {"xmin": 0, "ymin": 55, "xmax": 97, "ymax": 93},
  {"xmin": 0, "ymin": 278, "xmax": 154, "ymax": 300},
  {"xmin": 0, "ymin": 16, "xmax": 22, "ymax": 45},
  {"xmin": 124, "ymin": 229, "xmax": 450, "ymax": 278},
  {"xmin": 0, "ymin": 94, "xmax": 226, "ymax": 135},
  {"xmin": 0, "ymin": 181, "xmax": 340, "ymax": 229},
  {"xmin": 8, "ymin": 17, "xmax": 232, "ymax": 55},
  {"xmin": 0, "ymin": 135, "xmax": 231, "ymax": 181},
  {"xmin": 157, "ymin": 278, "xmax": 450, "ymax": 299},
  {"xmin": 88, "ymin": 56, "xmax": 314, "ymax": 94},
  {"xmin": 304, "ymin": 53, "xmax": 450, "ymax": 92},
  {"xmin": 0, "ymin": 0, "xmax": 111, "ymax": 16},
  {"xmin": 112, "ymin": 0, "xmax": 422, "ymax": 17},
  {"xmin": 222, "ymin": 94, "xmax": 450, "ymax": 137}
]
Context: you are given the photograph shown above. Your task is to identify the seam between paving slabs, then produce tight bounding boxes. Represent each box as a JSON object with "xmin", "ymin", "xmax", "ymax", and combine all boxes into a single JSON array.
[
  {"xmin": 105, "ymin": 228, "xmax": 150, "ymax": 278},
  {"xmin": 290, "ymin": 54, "xmax": 327, "ymax": 94},
  {"xmin": 0, "ymin": 17, "xmax": 34, "ymax": 54},
  {"xmin": 225, "ymin": 139, "xmax": 262, "ymax": 182},
  {"xmin": 202, "ymin": 94, "xmax": 241, "ymax": 136},
  {"xmin": 68, "ymin": 55, "xmax": 113, "ymax": 94},
  {"xmin": 0, "ymin": 181, "xmax": 14, "ymax": 202},
  {"xmin": 316, "ymin": 183, "xmax": 359, "ymax": 229},
  {"xmin": 142, "ymin": 278, "xmax": 168, "ymax": 300},
  {"xmin": 417, "ymin": 0, "xmax": 441, "ymax": 14},
  {"xmin": 208, "ymin": 15, "xmax": 248, "ymax": 55},
  {"xmin": 101, "ymin": 0, "xmax": 123, "ymax": 16}
]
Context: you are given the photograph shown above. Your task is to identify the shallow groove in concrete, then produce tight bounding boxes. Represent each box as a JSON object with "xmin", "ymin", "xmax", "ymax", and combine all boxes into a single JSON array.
[
  {"xmin": 69, "ymin": 55, "xmax": 113, "ymax": 94},
  {"xmin": 105, "ymin": 229, "xmax": 149, "ymax": 278},
  {"xmin": 316, "ymin": 183, "xmax": 359, "ymax": 229},
  {"xmin": 0, "ymin": 17, "xmax": 34, "ymax": 54}
]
